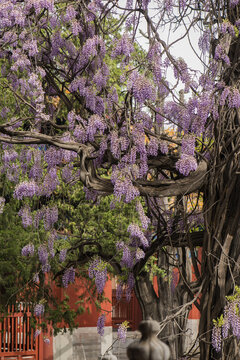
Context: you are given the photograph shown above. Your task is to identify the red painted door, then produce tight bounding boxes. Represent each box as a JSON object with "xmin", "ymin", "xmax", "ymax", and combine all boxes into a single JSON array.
[
  {"xmin": 0, "ymin": 304, "xmax": 40, "ymax": 360},
  {"xmin": 112, "ymin": 290, "xmax": 142, "ymax": 330}
]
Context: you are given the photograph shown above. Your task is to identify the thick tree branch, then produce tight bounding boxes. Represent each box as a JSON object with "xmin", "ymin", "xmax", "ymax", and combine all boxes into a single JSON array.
[{"xmin": 137, "ymin": 161, "xmax": 207, "ymax": 197}]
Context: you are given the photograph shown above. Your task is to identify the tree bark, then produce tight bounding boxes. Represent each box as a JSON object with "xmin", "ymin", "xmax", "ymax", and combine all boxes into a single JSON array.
[
  {"xmin": 199, "ymin": 159, "xmax": 240, "ymax": 359},
  {"xmin": 135, "ymin": 249, "xmax": 191, "ymax": 359}
]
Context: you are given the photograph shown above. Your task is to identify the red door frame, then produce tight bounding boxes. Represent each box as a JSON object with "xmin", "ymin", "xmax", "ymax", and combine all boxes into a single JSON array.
[
  {"xmin": 112, "ymin": 290, "xmax": 142, "ymax": 330},
  {"xmin": 0, "ymin": 304, "xmax": 42, "ymax": 360}
]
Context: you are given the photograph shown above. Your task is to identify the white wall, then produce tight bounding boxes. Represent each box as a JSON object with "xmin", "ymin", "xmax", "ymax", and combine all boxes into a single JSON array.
[{"xmin": 53, "ymin": 326, "xmax": 112, "ymax": 360}]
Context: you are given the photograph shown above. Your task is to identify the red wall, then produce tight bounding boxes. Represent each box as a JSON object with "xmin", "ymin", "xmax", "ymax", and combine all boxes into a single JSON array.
[
  {"xmin": 51, "ymin": 276, "xmax": 112, "ymax": 327},
  {"xmin": 41, "ymin": 277, "xmax": 112, "ymax": 360}
]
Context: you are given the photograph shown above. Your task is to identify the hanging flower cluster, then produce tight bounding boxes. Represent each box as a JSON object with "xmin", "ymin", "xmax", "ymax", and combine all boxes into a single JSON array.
[
  {"xmin": 212, "ymin": 287, "xmax": 240, "ymax": 353},
  {"xmin": 88, "ymin": 258, "xmax": 108, "ymax": 294}
]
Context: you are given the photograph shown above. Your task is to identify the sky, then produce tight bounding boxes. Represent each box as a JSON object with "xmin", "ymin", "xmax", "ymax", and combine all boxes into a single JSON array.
[
  {"xmin": 116, "ymin": 0, "xmax": 206, "ymax": 80},
  {"xmin": 114, "ymin": 0, "xmax": 208, "ymax": 100}
]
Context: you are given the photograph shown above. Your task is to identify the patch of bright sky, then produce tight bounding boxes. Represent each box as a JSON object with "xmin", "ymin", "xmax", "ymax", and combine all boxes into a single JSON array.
[
  {"xmin": 139, "ymin": 8, "xmax": 206, "ymax": 85},
  {"xmin": 117, "ymin": 0, "xmax": 208, "ymax": 91}
]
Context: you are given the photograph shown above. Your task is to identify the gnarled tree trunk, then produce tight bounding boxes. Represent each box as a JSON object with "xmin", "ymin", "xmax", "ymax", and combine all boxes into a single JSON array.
[
  {"xmin": 135, "ymin": 249, "xmax": 191, "ymax": 359},
  {"xmin": 199, "ymin": 173, "xmax": 240, "ymax": 359},
  {"xmin": 198, "ymin": 6, "xmax": 240, "ymax": 355}
]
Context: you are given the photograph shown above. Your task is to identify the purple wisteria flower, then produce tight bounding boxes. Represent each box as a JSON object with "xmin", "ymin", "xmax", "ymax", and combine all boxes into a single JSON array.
[
  {"xmin": 79, "ymin": 35, "xmax": 105, "ymax": 70},
  {"xmin": 214, "ymin": 44, "xmax": 230, "ymax": 66},
  {"xmin": 212, "ymin": 325, "xmax": 222, "ymax": 352},
  {"xmin": 0, "ymin": 106, "xmax": 9, "ymax": 118},
  {"xmin": 67, "ymin": 111, "xmax": 76, "ymax": 131},
  {"xmin": 127, "ymin": 223, "xmax": 149, "ymax": 248},
  {"xmin": 175, "ymin": 154, "xmax": 197, "ymax": 176},
  {"xmin": 25, "ymin": 0, "xmax": 54, "ymax": 13},
  {"xmin": 38, "ymin": 245, "xmax": 48, "ymax": 265},
  {"xmin": 29, "ymin": 161, "xmax": 43, "ymax": 182},
  {"xmin": 44, "ymin": 147, "xmax": 63, "ymax": 168},
  {"xmin": 34, "ymin": 303, "xmax": 45, "ymax": 317},
  {"xmin": 187, "ymin": 213, "xmax": 204, "ymax": 228},
  {"xmin": 42, "ymin": 263, "xmax": 51, "ymax": 273},
  {"xmin": 220, "ymin": 87, "xmax": 231, "ymax": 106},
  {"xmin": 164, "ymin": 0, "xmax": 173, "ymax": 12},
  {"xmin": 95, "ymin": 267, "xmax": 108, "ymax": 293},
  {"xmin": 11, "ymin": 52, "xmax": 31, "ymax": 71},
  {"xmin": 128, "ymin": 71, "xmax": 156, "ymax": 104},
  {"xmin": 65, "ymin": 5, "xmax": 77, "ymax": 21},
  {"xmin": 43, "ymin": 206, "xmax": 58, "ymax": 230},
  {"xmin": 83, "ymin": 186, "xmax": 98, "ymax": 202},
  {"xmin": 112, "ymin": 34, "xmax": 134, "ymax": 58},
  {"xmin": 121, "ymin": 245, "xmax": 134, "ymax": 268},
  {"xmin": 34, "ymin": 209, "xmax": 44, "ymax": 229},
  {"xmin": 116, "ymin": 241, "xmax": 124, "ymax": 251},
  {"xmin": 22, "ymin": 244, "xmax": 34, "ymax": 257},
  {"xmin": 198, "ymin": 31, "xmax": 210, "ymax": 54},
  {"xmin": 174, "ymin": 58, "xmax": 191, "ymax": 91},
  {"xmin": 232, "ymin": 312, "xmax": 240, "ymax": 339},
  {"xmin": 179, "ymin": 0, "xmax": 187, "ymax": 10},
  {"xmin": 92, "ymin": 63, "xmax": 109, "ymax": 91},
  {"xmin": 227, "ymin": 301, "xmax": 240, "ymax": 340},
  {"xmin": 142, "ymin": 0, "xmax": 151, "ymax": 10},
  {"xmin": 97, "ymin": 314, "xmax": 105, "ymax": 336},
  {"xmin": 110, "ymin": 131, "xmax": 121, "ymax": 159},
  {"xmin": 236, "ymin": 19, "xmax": 240, "ymax": 30},
  {"xmin": 73, "ymin": 124, "xmax": 87, "ymax": 143},
  {"xmin": 136, "ymin": 201, "xmax": 150, "ymax": 230},
  {"xmin": 62, "ymin": 267, "xmax": 75, "ymax": 288},
  {"xmin": 230, "ymin": 0, "xmax": 240, "ymax": 7},
  {"xmin": 18, "ymin": 205, "xmax": 32, "ymax": 228},
  {"xmin": 61, "ymin": 165, "xmax": 73, "ymax": 183},
  {"xmin": 181, "ymin": 136, "xmax": 195, "ymax": 156},
  {"xmin": 59, "ymin": 249, "xmax": 67, "ymax": 263},
  {"xmin": 147, "ymin": 136, "xmax": 158, "ymax": 156},
  {"xmin": 88, "ymin": 258, "xmax": 107, "ymax": 293},
  {"xmin": 48, "ymin": 230, "xmax": 56, "ymax": 258},
  {"xmin": 14, "ymin": 180, "xmax": 39, "ymax": 199},
  {"xmin": 41, "ymin": 167, "xmax": 59, "ymax": 196},
  {"xmin": 86, "ymin": 115, "xmax": 107, "ymax": 141},
  {"xmin": 159, "ymin": 141, "xmax": 168, "ymax": 154},
  {"xmin": 34, "ymin": 329, "xmax": 41, "ymax": 338},
  {"xmin": 116, "ymin": 282, "xmax": 123, "ymax": 301},
  {"xmin": 69, "ymin": 77, "xmax": 86, "ymax": 95},
  {"xmin": 113, "ymin": 177, "xmax": 140, "ymax": 203},
  {"xmin": 2, "ymin": 149, "xmax": 18, "ymax": 163},
  {"xmin": 118, "ymin": 322, "xmax": 128, "ymax": 342},
  {"xmin": 88, "ymin": 258, "xmax": 98, "ymax": 279},
  {"xmin": 126, "ymin": 273, "xmax": 135, "ymax": 302},
  {"xmin": 228, "ymin": 88, "xmax": 240, "ymax": 108},
  {"xmin": 23, "ymin": 39, "xmax": 38, "ymax": 56},
  {"xmin": 136, "ymin": 111, "xmax": 152, "ymax": 129},
  {"xmin": 220, "ymin": 21, "xmax": 236, "ymax": 37},
  {"xmin": 135, "ymin": 248, "xmax": 145, "ymax": 261}
]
